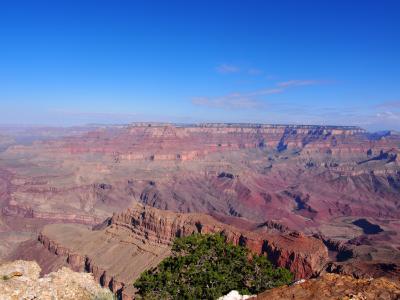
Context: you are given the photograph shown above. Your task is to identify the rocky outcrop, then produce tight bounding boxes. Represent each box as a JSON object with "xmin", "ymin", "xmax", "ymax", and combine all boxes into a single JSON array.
[
  {"xmin": 33, "ymin": 203, "xmax": 328, "ymax": 299},
  {"xmin": 261, "ymin": 231, "xmax": 327, "ymax": 280},
  {"xmin": 0, "ymin": 260, "xmax": 113, "ymax": 300},
  {"xmin": 256, "ymin": 220, "xmax": 290, "ymax": 233},
  {"xmin": 108, "ymin": 203, "xmax": 328, "ymax": 279},
  {"xmin": 313, "ymin": 233, "xmax": 355, "ymax": 261},
  {"xmin": 256, "ymin": 273, "xmax": 400, "ymax": 300},
  {"xmin": 37, "ymin": 233, "xmax": 127, "ymax": 296},
  {"xmin": 324, "ymin": 260, "xmax": 400, "ymax": 280}
]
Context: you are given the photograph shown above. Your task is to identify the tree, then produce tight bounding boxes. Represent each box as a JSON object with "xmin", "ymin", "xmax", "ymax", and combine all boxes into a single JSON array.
[{"xmin": 134, "ymin": 233, "xmax": 292, "ymax": 299}]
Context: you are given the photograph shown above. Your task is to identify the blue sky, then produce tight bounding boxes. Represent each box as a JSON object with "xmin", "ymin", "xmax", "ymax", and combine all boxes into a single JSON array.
[{"xmin": 1, "ymin": 0, "xmax": 400, "ymax": 130}]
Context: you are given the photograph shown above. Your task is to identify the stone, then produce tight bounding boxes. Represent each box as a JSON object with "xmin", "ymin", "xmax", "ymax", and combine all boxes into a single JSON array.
[
  {"xmin": 0, "ymin": 260, "xmax": 113, "ymax": 300},
  {"xmin": 256, "ymin": 273, "xmax": 400, "ymax": 300}
]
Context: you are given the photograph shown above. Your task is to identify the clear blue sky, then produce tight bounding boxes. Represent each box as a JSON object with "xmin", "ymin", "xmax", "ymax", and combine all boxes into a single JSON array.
[{"xmin": 1, "ymin": 0, "xmax": 400, "ymax": 130}]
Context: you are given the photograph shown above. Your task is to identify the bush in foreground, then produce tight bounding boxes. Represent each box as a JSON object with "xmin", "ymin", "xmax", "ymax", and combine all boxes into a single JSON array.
[{"xmin": 134, "ymin": 233, "xmax": 292, "ymax": 299}]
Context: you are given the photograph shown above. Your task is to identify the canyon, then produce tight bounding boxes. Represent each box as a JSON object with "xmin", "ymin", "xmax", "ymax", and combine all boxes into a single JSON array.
[
  {"xmin": 25, "ymin": 203, "xmax": 327, "ymax": 298},
  {"xmin": 0, "ymin": 123, "xmax": 399, "ymax": 298}
]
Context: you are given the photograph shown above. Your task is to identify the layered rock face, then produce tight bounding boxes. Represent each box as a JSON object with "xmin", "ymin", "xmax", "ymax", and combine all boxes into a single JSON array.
[
  {"xmin": 36, "ymin": 222, "xmax": 171, "ymax": 298},
  {"xmin": 0, "ymin": 260, "xmax": 113, "ymax": 300},
  {"xmin": 109, "ymin": 203, "xmax": 329, "ymax": 279},
  {"xmin": 10, "ymin": 123, "xmax": 373, "ymax": 159},
  {"xmin": 33, "ymin": 203, "xmax": 328, "ymax": 299}
]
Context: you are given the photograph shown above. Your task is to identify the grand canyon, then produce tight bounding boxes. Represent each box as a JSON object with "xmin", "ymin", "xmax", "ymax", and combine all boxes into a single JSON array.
[
  {"xmin": 2, "ymin": 1, "xmax": 400, "ymax": 298},
  {"xmin": 0, "ymin": 123, "xmax": 399, "ymax": 299}
]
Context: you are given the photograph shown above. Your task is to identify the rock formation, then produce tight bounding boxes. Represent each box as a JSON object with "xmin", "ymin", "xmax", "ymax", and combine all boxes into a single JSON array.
[
  {"xmin": 32, "ymin": 203, "xmax": 328, "ymax": 299},
  {"xmin": 256, "ymin": 273, "xmax": 400, "ymax": 300},
  {"xmin": 0, "ymin": 260, "xmax": 113, "ymax": 300},
  {"xmin": 108, "ymin": 203, "xmax": 328, "ymax": 279}
]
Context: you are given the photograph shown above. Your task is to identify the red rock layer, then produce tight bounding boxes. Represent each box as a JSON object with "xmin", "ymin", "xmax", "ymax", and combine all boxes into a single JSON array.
[
  {"xmin": 108, "ymin": 203, "xmax": 328, "ymax": 280},
  {"xmin": 34, "ymin": 203, "xmax": 328, "ymax": 299},
  {"xmin": 12, "ymin": 123, "xmax": 396, "ymax": 161}
]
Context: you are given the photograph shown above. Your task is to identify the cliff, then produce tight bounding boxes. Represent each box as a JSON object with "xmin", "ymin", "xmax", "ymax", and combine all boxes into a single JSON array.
[
  {"xmin": 16, "ymin": 123, "xmax": 378, "ymax": 160},
  {"xmin": 109, "ymin": 203, "xmax": 328, "ymax": 279},
  {"xmin": 34, "ymin": 203, "xmax": 328, "ymax": 299}
]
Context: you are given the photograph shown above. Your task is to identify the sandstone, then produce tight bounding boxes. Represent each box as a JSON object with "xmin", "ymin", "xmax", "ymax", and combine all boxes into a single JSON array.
[
  {"xmin": 0, "ymin": 260, "xmax": 113, "ymax": 300},
  {"xmin": 256, "ymin": 273, "xmax": 400, "ymax": 300}
]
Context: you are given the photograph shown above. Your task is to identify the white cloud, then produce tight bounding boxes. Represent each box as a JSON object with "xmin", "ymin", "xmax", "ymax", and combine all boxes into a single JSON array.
[
  {"xmin": 277, "ymin": 79, "xmax": 321, "ymax": 87},
  {"xmin": 376, "ymin": 111, "xmax": 400, "ymax": 120},
  {"xmin": 215, "ymin": 64, "xmax": 240, "ymax": 74},
  {"xmin": 192, "ymin": 88, "xmax": 283, "ymax": 110},
  {"xmin": 248, "ymin": 68, "xmax": 263, "ymax": 75},
  {"xmin": 376, "ymin": 100, "xmax": 400, "ymax": 109},
  {"xmin": 192, "ymin": 95, "xmax": 262, "ymax": 110},
  {"xmin": 247, "ymin": 88, "xmax": 283, "ymax": 96}
]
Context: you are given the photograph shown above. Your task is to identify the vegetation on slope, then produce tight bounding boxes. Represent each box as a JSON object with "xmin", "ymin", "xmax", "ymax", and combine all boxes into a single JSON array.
[{"xmin": 134, "ymin": 233, "xmax": 292, "ymax": 299}]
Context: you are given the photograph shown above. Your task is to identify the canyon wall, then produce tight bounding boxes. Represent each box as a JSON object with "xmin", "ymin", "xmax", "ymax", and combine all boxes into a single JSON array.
[
  {"xmin": 34, "ymin": 203, "xmax": 328, "ymax": 298},
  {"xmin": 14, "ymin": 123, "xmax": 383, "ymax": 160},
  {"xmin": 109, "ymin": 204, "xmax": 329, "ymax": 278}
]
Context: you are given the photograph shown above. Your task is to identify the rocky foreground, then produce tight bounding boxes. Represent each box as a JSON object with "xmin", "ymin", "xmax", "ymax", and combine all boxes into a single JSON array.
[
  {"xmin": 256, "ymin": 273, "xmax": 400, "ymax": 300},
  {"xmin": 1, "ymin": 259, "xmax": 399, "ymax": 300},
  {"xmin": 0, "ymin": 260, "xmax": 113, "ymax": 300}
]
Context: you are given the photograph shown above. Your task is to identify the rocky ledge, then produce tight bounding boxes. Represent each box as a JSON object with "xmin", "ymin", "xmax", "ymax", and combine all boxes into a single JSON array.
[
  {"xmin": 256, "ymin": 273, "xmax": 400, "ymax": 300},
  {"xmin": 0, "ymin": 260, "xmax": 113, "ymax": 300}
]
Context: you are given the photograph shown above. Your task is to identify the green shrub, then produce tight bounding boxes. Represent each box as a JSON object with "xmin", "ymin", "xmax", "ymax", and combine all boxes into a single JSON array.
[{"xmin": 134, "ymin": 233, "xmax": 292, "ymax": 299}]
